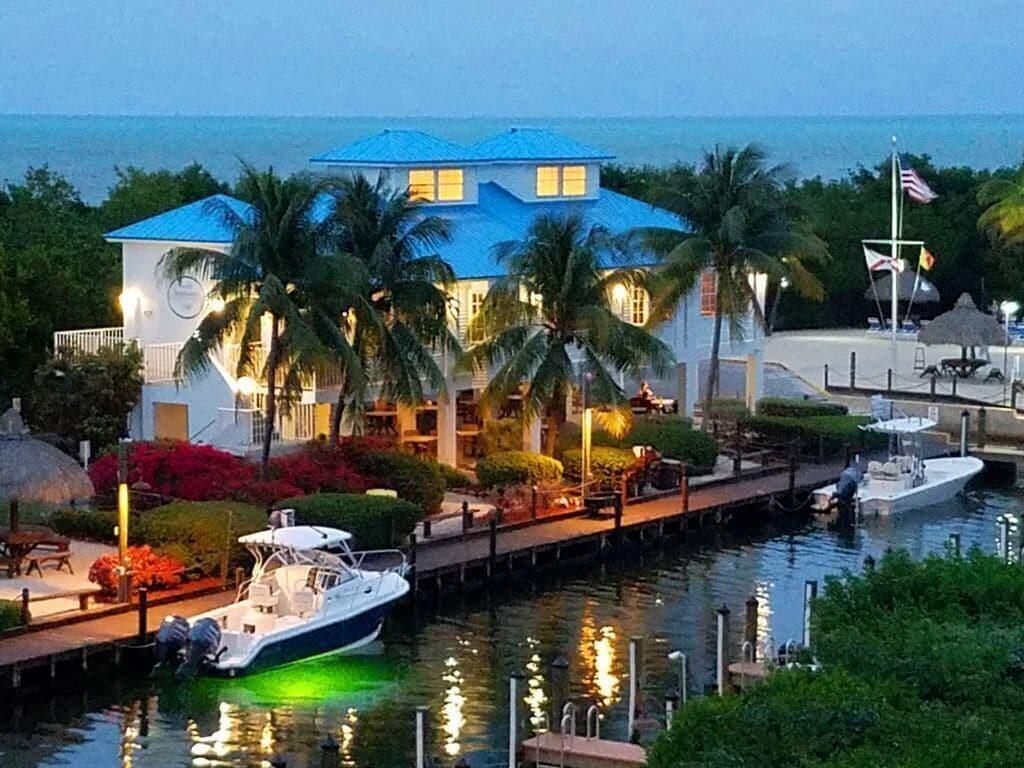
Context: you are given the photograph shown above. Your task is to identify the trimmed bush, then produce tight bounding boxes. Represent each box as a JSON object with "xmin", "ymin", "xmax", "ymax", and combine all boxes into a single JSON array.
[
  {"xmin": 134, "ymin": 501, "xmax": 266, "ymax": 576},
  {"xmin": 703, "ymin": 398, "xmax": 750, "ymax": 422},
  {"xmin": 279, "ymin": 493, "xmax": 422, "ymax": 549},
  {"xmin": 50, "ymin": 507, "xmax": 118, "ymax": 542},
  {"xmin": 562, "ymin": 447, "xmax": 636, "ymax": 485},
  {"xmin": 345, "ymin": 449, "xmax": 445, "ymax": 516},
  {"xmin": 742, "ymin": 414, "xmax": 886, "ymax": 455},
  {"xmin": 0, "ymin": 601, "xmax": 24, "ymax": 633},
  {"xmin": 476, "ymin": 451, "xmax": 563, "ymax": 489},
  {"xmin": 439, "ymin": 463, "xmax": 474, "ymax": 490},
  {"xmin": 558, "ymin": 416, "xmax": 719, "ymax": 472},
  {"xmin": 758, "ymin": 397, "xmax": 848, "ymax": 418},
  {"xmin": 480, "ymin": 418, "xmax": 522, "ymax": 456}
]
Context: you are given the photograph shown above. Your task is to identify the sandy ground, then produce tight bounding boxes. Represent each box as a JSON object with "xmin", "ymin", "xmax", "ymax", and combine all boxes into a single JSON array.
[{"xmin": 0, "ymin": 539, "xmax": 115, "ymax": 618}]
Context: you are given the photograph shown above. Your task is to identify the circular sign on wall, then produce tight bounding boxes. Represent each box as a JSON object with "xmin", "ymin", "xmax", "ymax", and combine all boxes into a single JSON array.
[{"xmin": 167, "ymin": 276, "xmax": 206, "ymax": 319}]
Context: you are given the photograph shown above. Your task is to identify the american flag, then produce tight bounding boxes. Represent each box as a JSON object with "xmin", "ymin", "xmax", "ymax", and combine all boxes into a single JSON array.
[{"xmin": 899, "ymin": 154, "xmax": 938, "ymax": 203}]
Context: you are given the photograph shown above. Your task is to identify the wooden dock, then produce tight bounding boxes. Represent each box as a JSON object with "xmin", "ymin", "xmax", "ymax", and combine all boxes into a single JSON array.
[{"xmin": 521, "ymin": 732, "xmax": 646, "ymax": 767}]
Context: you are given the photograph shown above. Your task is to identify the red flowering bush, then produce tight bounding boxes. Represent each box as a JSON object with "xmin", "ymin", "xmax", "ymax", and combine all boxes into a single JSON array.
[
  {"xmin": 268, "ymin": 442, "xmax": 371, "ymax": 495},
  {"xmin": 88, "ymin": 545, "xmax": 184, "ymax": 596}
]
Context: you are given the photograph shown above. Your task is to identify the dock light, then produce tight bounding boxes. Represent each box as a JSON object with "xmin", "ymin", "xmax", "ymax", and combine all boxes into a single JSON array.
[
  {"xmin": 209, "ymin": 297, "xmax": 226, "ymax": 313},
  {"xmin": 237, "ymin": 376, "xmax": 257, "ymax": 397},
  {"xmin": 780, "ymin": 277, "xmax": 791, "ymax": 290},
  {"xmin": 1001, "ymin": 301, "xmax": 1020, "ymax": 401},
  {"xmin": 118, "ymin": 287, "xmax": 142, "ymax": 316}
]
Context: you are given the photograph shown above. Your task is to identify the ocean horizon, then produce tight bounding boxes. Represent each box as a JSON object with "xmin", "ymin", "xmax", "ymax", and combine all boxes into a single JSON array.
[{"xmin": 1, "ymin": 113, "xmax": 1022, "ymax": 203}]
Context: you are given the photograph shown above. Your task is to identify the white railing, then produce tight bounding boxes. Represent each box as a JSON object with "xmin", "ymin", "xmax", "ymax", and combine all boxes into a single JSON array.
[
  {"xmin": 53, "ymin": 327, "xmax": 125, "ymax": 355},
  {"xmin": 217, "ymin": 403, "xmax": 317, "ymax": 447},
  {"xmin": 143, "ymin": 342, "xmax": 184, "ymax": 383}
]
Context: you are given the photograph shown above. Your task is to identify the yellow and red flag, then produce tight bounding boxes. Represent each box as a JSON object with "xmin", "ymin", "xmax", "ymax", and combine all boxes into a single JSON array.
[{"xmin": 919, "ymin": 246, "xmax": 936, "ymax": 271}]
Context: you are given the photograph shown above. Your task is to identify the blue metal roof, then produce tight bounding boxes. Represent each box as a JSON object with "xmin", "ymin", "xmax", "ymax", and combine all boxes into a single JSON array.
[
  {"xmin": 468, "ymin": 128, "xmax": 614, "ymax": 162},
  {"xmin": 104, "ymin": 194, "xmax": 254, "ymax": 243},
  {"xmin": 310, "ymin": 130, "xmax": 474, "ymax": 166}
]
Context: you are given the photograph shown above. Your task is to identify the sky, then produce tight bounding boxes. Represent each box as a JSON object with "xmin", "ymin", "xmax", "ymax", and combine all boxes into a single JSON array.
[{"xmin": 1, "ymin": 1, "xmax": 1021, "ymax": 117}]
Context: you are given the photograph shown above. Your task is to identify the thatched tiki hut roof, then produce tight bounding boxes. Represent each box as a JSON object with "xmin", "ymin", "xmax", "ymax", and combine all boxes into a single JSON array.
[
  {"xmin": 0, "ymin": 409, "xmax": 94, "ymax": 523},
  {"xmin": 917, "ymin": 293, "xmax": 1006, "ymax": 348}
]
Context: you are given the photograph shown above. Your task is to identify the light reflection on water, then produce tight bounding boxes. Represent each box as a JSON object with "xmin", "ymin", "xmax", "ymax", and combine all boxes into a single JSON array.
[{"xmin": 0, "ymin": 484, "xmax": 1016, "ymax": 767}]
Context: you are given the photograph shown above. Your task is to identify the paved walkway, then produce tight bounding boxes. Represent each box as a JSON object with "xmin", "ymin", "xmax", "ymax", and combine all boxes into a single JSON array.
[{"xmin": 0, "ymin": 540, "xmax": 115, "ymax": 618}]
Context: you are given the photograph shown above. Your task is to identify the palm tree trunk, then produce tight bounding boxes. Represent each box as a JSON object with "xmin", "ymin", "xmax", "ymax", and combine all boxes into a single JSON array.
[
  {"xmin": 330, "ymin": 375, "xmax": 347, "ymax": 444},
  {"xmin": 543, "ymin": 410, "xmax": 561, "ymax": 456},
  {"xmin": 261, "ymin": 315, "xmax": 281, "ymax": 477},
  {"xmin": 701, "ymin": 309, "xmax": 724, "ymax": 432},
  {"xmin": 766, "ymin": 285, "xmax": 781, "ymax": 336}
]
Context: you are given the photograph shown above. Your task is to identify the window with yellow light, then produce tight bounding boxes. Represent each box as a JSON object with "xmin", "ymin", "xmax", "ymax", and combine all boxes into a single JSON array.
[
  {"xmin": 437, "ymin": 168, "xmax": 464, "ymax": 201},
  {"xmin": 700, "ymin": 271, "xmax": 717, "ymax": 316},
  {"xmin": 561, "ymin": 165, "xmax": 586, "ymax": 196},
  {"xmin": 536, "ymin": 166, "xmax": 559, "ymax": 197},
  {"xmin": 408, "ymin": 169, "xmax": 436, "ymax": 202}
]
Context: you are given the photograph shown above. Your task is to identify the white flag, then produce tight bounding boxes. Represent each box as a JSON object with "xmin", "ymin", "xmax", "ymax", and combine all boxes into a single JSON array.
[{"xmin": 864, "ymin": 245, "xmax": 903, "ymax": 273}]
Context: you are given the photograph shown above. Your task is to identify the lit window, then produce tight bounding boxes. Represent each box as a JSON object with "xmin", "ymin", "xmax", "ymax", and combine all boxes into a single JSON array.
[
  {"xmin": 562, "ymin": 165, "xmax": 586, "ymax": 196},
  {"xmin": 437, "ymin": 168, "xmax": 464, "ymax": 201},
  {"xmin": 408, "ymin": 169, "xmax": 435, "ymax": 202},
  {"xmin": 631, "ymin": 286, "xmax": 647, "ymax": 325},
  {"xmin": 536, "ymin": 166, "xmax": 559, "ymax": 197},
  {"xmin": 469, "ymin": 290, "xmax": 486, "ymax": 343},
  {"xmin": 700, "ymin": 271, "xmax": 717, "ymax": 317}
]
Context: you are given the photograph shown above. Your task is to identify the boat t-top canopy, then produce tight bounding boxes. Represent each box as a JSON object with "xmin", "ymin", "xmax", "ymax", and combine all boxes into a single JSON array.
[
  {"xmin": 238, "ymin": 526, "xmax": 353, "ymax": 549},
  {"xmin": 864, "ymin": 416, "xmax": 937, "ymax": 434}
]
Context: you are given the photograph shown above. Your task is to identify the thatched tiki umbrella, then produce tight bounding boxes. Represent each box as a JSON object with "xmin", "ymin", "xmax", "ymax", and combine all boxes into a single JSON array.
[
  {"xmin": 917, "ymin": 293, "xmax": 1006, "ymax": 357},
  {"xmin": 0, "ymin": 408, "xmax": 94, "ymax": 531},
  {"xmin": 864, "ymin": 271, "xmax": 941, "ymax": 304}
]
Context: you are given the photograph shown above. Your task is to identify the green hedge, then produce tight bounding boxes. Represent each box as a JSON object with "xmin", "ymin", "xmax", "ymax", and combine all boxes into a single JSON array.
[
  {"xmin": 348, "ymin": 450, "xmax": 445, "ymax": 515},
  {"xmin": 562, "ymin": 447, "xmax": 636, "ymax": 485},
  {"xmin": 758, "ymin": 397, "xmax": 848, "ymax": 418},
  {"xmin": 558, "ymin": 416, "xmax": 719, "ymax": 472},
  {"xmin": 134, "ymin": 501, "xmax": 266, "ymax": 576},
  {"xmin": 479, "ymin": 418, "xmax": 522, "ymax": 456},
  {"xmin": 278, "ymin": 493, "xmax": 422, "ymax": 549},
  {"xmin": 50, "ymin": 507, "xmax": 118, "ymax": 542},
  {"xmin": 439, "ymin": 463, "xmax": 474, "ymax": 490},
  {"xmin": 475, "ymin": 451, "xmax": 563, "ymax": 488},
  {"xmin": 0, "ymin": 600, "xmax": 24, "ymax": 632},
  {"xmin": 703, "ymin": 398, "xmax": 750, "ymax": 422},
  {"xmin": 741, "ymin": 414, "xmax": 886, "ymax": 455}
]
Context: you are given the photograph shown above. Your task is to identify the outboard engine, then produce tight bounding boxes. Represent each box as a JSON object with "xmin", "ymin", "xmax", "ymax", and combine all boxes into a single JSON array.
[
  {"xmin": 153, "ymin": 615, "xmax": 190, "ymax": 671},
  {"xmin": 834, "ymin": 466, "xmax": 861, "ymax": 505},
  {"xmin": 175, "ymin": 617, "xmax": 223, "ymax": 680}
]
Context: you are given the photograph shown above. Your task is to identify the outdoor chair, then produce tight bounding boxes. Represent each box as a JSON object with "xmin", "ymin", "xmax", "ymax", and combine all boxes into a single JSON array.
[
  {"xmin": 867, "ymin": 317, "xmax": 882, "ymax": 333},
  {"xmin": 920, "ymin": 364, "xmax": 940, "ymax": 378},
  {"xmin": 984, "ymin": 367, "xmax": 1005, "ymax": 383}
]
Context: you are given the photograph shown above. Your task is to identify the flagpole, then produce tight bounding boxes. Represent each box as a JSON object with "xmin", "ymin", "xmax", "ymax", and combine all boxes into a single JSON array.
[{"xmin": 890, "ymin": 136, "xmax": 899, "ymax": 375}]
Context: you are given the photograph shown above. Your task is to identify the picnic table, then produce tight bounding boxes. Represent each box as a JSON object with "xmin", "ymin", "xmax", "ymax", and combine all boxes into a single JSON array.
[
  {"xmin": 0, "ymin": 527, "xmax": 71, "ymax": 577},
  {"xmin": 939, "ymin": 357, "xmax": 987, "ymax": 379},
  {"xmin": 365, "ymin": 409, "xmax": 398, "ymax": 435}
]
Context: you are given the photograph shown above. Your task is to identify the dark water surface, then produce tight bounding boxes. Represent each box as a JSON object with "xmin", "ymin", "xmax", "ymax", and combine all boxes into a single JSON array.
[{"xmin": 0, "ymin": 482, "xmax": 1018, "ymax": 767}]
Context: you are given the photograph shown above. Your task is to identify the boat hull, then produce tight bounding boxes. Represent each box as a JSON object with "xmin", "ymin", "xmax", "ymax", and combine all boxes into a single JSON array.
[{"xmin": 813, "ymin": 456, "xmax": 983, "ymax": 516}]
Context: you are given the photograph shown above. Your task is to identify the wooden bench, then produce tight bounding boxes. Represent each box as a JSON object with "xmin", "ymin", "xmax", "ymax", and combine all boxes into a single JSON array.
[
  {"xmin": 25, "ymin": 553, "xmax": 73, "ymax": 577},
  {"xmin": 20, "ymin": 586, "xmax": 103, "ymax": 623}
]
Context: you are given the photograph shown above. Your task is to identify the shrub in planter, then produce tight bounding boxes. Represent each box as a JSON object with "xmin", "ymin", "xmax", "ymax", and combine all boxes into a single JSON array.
[
  {"xmin": 742, "ymin": 414, "xmax": 885, "ymax": 455},
  {"xmin": 279, "ymin": 493, "xmax": 422, "ymax": 549},
  {"xmin": 0, "ymin": 600, "xmax": 24, "ymax": 632},
  {"xmin": 628, "ymin": 416, "xmax": 719, "ymax": 471},
  {"xmin": 88, "ymin": 545, "xmax": 183, "ymax": 596},
  {"xmin": 480, "ymin": 418, "xmax": 522, "ymax": 455},
  {"xmin": 758, "ymin": 397, "xmax": 848, "ymax": 418},
  {"xmin": 343, "ymin": 447, "xmax": 445, "ymax": 515},
  {"xmin": 562, "ymin": 447, "xmax": 637, "ymax": 485},
  {"xmin": 476, "ymin": 451, "xmax": 563, "ymax": 488},
  {"xmin": 50, "ymin": 507, "xmax": 118, "ymax": 542},
  {"xmin": 703, "ymin": 398, "xmax": 750, "ymax": 422},
  {"xmin": 134, "ymin": 500, "xmax": 266, "ymax": 576},
  {"xmin": 439, "ymin": 463, "xmax": 473, "ymax": 491}
]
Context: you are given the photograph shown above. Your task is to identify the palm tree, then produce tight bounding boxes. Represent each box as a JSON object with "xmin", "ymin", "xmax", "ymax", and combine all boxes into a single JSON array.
[
  {"xmin": 462, "ymin": 213, "xmax": 675, "ymax": 455},
  {"xmin": 978, "ymin": 170, "xmax": 1024, "ymax": 245},
  {"xmin": 320, "ymin": 174, "xmax": 459, "ymax": 441},
  {"xmin": 640, "ymin": 145, "xmax": 826, "ymax": 426},
  {"xmin": 161, "ymin": 165, "xmax": 355, "ymax": 474}
]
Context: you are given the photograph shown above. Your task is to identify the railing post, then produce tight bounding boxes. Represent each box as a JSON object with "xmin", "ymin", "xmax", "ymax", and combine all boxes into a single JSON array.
[
  {"xmin": 531, "ymin": 484, "xmax": 538, "ymax": 520},
  {"xmin": 461, "ymin": 500, "xmax": 472, "ymax": 537},
  {"xmin": 930, "ymin": 375, "xmax": 937, "ymax": 401},
  {"xmin": 744, "ymin": 595, "xmax": 759, "ymax": 662},
  {"xmin": 952, "ymin": 376, "xmax": 958, "ymax": 398},
  {"xmin": 680, "ymin": 463, "xmax": 690, "ymax": 515},
  {"xmin": 960, "ymin": 410, "xmax": 970, "ymax": 457},
  {"xmin": 716, "ymin": 606, "xmax": 731, "ymax": 695},
  {"xmin": 978, "ymin": 407, "xmax": 987, "ymax": 448},
  {"xmin": 949, "ymin": 532, "xmax": 961, "ymax": 557},
  {"xmin": 732, "ymin": 426, "xmax": 742, "ymax": 476},
  {"xmin": 20, "ymin": 588, "xmax": 30, "ymax": 626},
  {"xmin": 137, "ymin": 587, "xmax": 148, "ymax": 640},
  {"xmin": 613, "ymin": 493, "xmax": 624, "ymax": 550},
  {"xmin": 849, "ymin": 351, "xmax": 856, "ymax": 389},
  {"xmin": 886, "ymin": 368, "xmax": 893, "ymax": 393},
  {"xmin": 823, "ymin": 363, "xmax": 829, "ymax": 389},
  {"xmin": 803, "ymin": 580, "xmax": 818, "ymax": 648}
]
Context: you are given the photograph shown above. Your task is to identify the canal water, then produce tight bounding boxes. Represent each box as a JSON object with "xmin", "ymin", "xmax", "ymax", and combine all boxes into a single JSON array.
[{"xmin": 0, "ymin": 482, "xmax": 1019, "ymax": 768}]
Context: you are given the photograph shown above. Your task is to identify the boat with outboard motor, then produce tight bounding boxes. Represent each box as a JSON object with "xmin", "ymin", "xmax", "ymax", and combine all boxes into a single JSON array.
[
  {"xmin": 154, "ymin": 524, "xmax": 409, "ymax": 678},
  {"xmin": 811, "ymin": 412, "xmax": 983, "ymax": 516}
]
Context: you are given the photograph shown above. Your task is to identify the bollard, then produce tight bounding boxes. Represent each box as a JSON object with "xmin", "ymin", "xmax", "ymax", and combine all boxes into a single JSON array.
[
  {"xmin": 549, "ymin": 656, "xmax": 570, "ymax": 727},
  {"xmin": 960, "ymin": 410, "xmax": 970, "ymax": 457},
  {"xmin": 929, "ymin": 375, "xmax": 937, "ymax": 401},
  {"xmin": 531, "ymin": 484, "xmax": 538, "ymax": 520},
  {"xmin": 664, "ymin": 692, "xmax": 679, "ymax": 728},
  {"xmin": 949, "ymin": 532, "xmax": 961, "ymax": 557},
  {"xmin": 137, "ymin": 587, "xmax": 149, "ymax": 640},
  {"xmin": 461, "ymin": 500, "xmax": 472, "ymax": 533},
  {"xmin": 680, "ymin": 463, "xmax": 690, "ymax": 514},
  {"xmin": 886, "ymin": 368, "xmax": 893, "ymax": 392},
  {"xmin": 849, "ymin": 351, "xmax": 856, "ymax": 389},
  {"xmin": 414, "ymin": 706, "xmax": 428, "ymax": 768},
  {"xmin": 864, "ymin": 554, "xmax": 876, "ymax": 572},
  {"xmin": 422, "ymin": 518, "xmax": 432, "ymax": 539},
  {"xmin": 508, "ymin": 672, "xmax": 524, "ymax": 768},
  {"xmin": 20, "ymin": 587, "xmax": 30, "ymax": 626},
  {"xmin": 978, "ymin": 407, "xmax": 987, "ymax": 448},
  {"xmin": 716, "ymin": 606, "xmax": 730, "ymax": 696},
  {"xmin": 320, "ymin": 734, "xmax": 339, "ymax": 768},
  {"xmin": 823, "ymin": 363, "xmax": 829, "ymax": 389},
  {"xmin": 488, "ymin": 515, "xmax": 498, "ymax": 575},
  {"xmin": 803, "ymin": 580, "xmax": 818, "ymax": 648},
  {"xmin": 744, "ymin": 596, "xmax": 759, "ymax": 661},
  {"xmin": 627, "ymin": 636, "xmax": 643, "ymax": 738}
]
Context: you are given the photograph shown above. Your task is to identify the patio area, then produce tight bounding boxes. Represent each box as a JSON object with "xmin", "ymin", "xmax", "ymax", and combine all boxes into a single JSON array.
[{"xmin": 0, "ymin": 539, "xmax": 114, "ymax": 619}]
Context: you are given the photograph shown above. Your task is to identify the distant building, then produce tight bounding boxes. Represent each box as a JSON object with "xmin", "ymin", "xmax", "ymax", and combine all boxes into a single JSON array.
[{"xmin": 55, "ymin": 128, "xmax": 765, "ymax": 463}]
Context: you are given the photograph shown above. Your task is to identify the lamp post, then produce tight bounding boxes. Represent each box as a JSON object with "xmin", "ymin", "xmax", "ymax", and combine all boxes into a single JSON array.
[
  {"xmin": 1001, "ymin": 301, "xmax": 1020, "ymax": 403},
  {"xmin": 581, "ymin": 372, "xmax": 594, "ymax": 502}
]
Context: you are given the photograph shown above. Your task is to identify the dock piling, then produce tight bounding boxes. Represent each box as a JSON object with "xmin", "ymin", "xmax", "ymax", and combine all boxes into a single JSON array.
[
  {"xmin": 667, "ymin": 650, "xmax": 688, "ymax": 705},
  {"xmin": 409, "ymin": 534, "xmax": 418, "ymax": 598},
  {"xmin": 664, "ymin": 692, "xmax": 679, "ymax": 728},
  {"xmin": 823, "ymin": 363, "xmax": 829, "ymax": 389},
  {"xmin": 549, "ymin": 655, "xmax": 570, "ymax": 726},
  {"xmin": 864, "ymin": 555, "xmax": 876, "ymax": 572},
  {"xmin": 803, "ymin": 580, "xmax": 817, "ymax": 648},
  {"xmin": 627, "ymin": 636, "xmax": 643, "ymax": 739},
  {"xmin": 137, "ymin": 587, "xmax": 148, "ymax": 640},
  {"xmin": 744, "ymin": 596, "xmax": 759, "ymax": 661},
  {"xmin": 508, "ymin": 672, "xmax": 524, "ymax": 768},
  {"xmin": 414, "ymin": 705, "xmax": 428, "ymax": 768},
  {"xmin": 716, "ymin": 606, "xmax": 730, "ymax": 696},
  {"xmin": 531, "ymin": 484, "xmax": 538, "ymax": 520},
  {"xmin": 978, "ymin": 407, "xmax": 987, "ymax": 448},
  {"xmin": 949, "ymin": 532, "xmax": 961, "ymax": 557},
  {"xmin": 849, "ymin": 351, "xmax": 856, "ymax": 388},
  {"xmin": 960, "ymin": 410, "xmax": 970, "ymax": 457},
  {"xmin": 320, "ymin": 734, "xmax": 339, "ymax": 768},
  {"xmin": 488, "ymin": 515, "xmax": 498, "ymax": 576},
  {"xmin": 680, "ymin": 463, "xmax": 690, "ymax": 514},
  {"xmin": 20, "ymin": 588, "xmax": 30, "ymax": 626}
]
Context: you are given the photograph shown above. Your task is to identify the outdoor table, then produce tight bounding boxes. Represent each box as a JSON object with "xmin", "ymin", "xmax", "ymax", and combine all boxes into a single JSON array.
[
  {"xmin": 366, "ymin": 410, "xmax": 398, "ymax": 435},
  {"xmin": 402, "ymin": 434, "xmax": 437, "ymax": 456},
  {"xmin": 456, "ymin": 426, "xmax": 482, "ymax": 457},
  {"xmin": 939, "ymin": 358, "xmax": 987, "ymax": 378},
  {"xmin": 0, "ymin": 527, "xmax": 68, "ymax": 576}
]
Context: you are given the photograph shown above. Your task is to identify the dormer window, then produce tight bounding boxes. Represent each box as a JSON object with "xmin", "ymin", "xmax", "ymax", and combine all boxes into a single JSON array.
[
  {"xmin": 536, "ymin": 165, "xmax": 587, "ymax": 198},
  {"xmin": 408, "ymin": 168, "xmax": 464, "ymax": 203}
]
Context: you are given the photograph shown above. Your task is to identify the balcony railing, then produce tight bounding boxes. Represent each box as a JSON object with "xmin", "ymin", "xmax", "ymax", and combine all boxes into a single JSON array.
[
  {"xmin": 143, "ymin": 342, "xmax": 184, "ymax": 383},
  {"xmin": 217, "ymin": 403, "xmax": 318, "ymax": 446},
  {"xmin": 53, "ymin": 327, "xmax": 125, "ymax": 356}
]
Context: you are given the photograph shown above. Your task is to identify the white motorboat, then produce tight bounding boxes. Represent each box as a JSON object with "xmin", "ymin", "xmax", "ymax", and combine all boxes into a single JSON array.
[
  {"xmin": 155, "ymin": 525, "xmax": 409, "ymax": 678},
  {"xmin": 812, "ymin": 415, "xmax": 984, "ymax": 516}
]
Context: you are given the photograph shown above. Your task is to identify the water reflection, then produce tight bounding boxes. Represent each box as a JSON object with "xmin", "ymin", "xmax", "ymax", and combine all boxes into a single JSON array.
[
  {"xmin": 440, "ymin": 655, "xmax": 466, "ymax": 756},
  {"xmin": 524, "ymin": 638, "xmax": 548, "ymax": 731}
]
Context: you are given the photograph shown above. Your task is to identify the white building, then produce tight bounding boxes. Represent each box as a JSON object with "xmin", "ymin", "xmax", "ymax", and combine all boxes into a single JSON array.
[{"xmin": 55, "ymin": 128, "xmax": 765, "ymax": 464}]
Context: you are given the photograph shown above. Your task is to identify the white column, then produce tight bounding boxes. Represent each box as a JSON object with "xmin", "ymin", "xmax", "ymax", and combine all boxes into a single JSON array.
[
  {"xmin": 679, "ymin": 360, "xmax": 701, "ymax": 418},
  {"xmin": 523, "ymin": 416, "xmax": 541, "ymax": 453},
  {"xmin": 745, "ymin": 349, "xmax": 763, "ymax": 415},
  {"xmin": 396, "ymin": 402, "xmax": 416, "ymax": 439},
  {"xmin": 437, "ymin": 383, "xmax": 457, "ymax": 467}
]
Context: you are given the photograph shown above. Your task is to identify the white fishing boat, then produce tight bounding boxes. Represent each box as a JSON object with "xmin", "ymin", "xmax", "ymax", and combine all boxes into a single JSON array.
[
  {"xmin": 155, "ymin": 524, "xmax": 409, "ymax": 678},
  {"xmin": 812, "ymin": 415, "xmax": 983, "ymax": 515}
]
